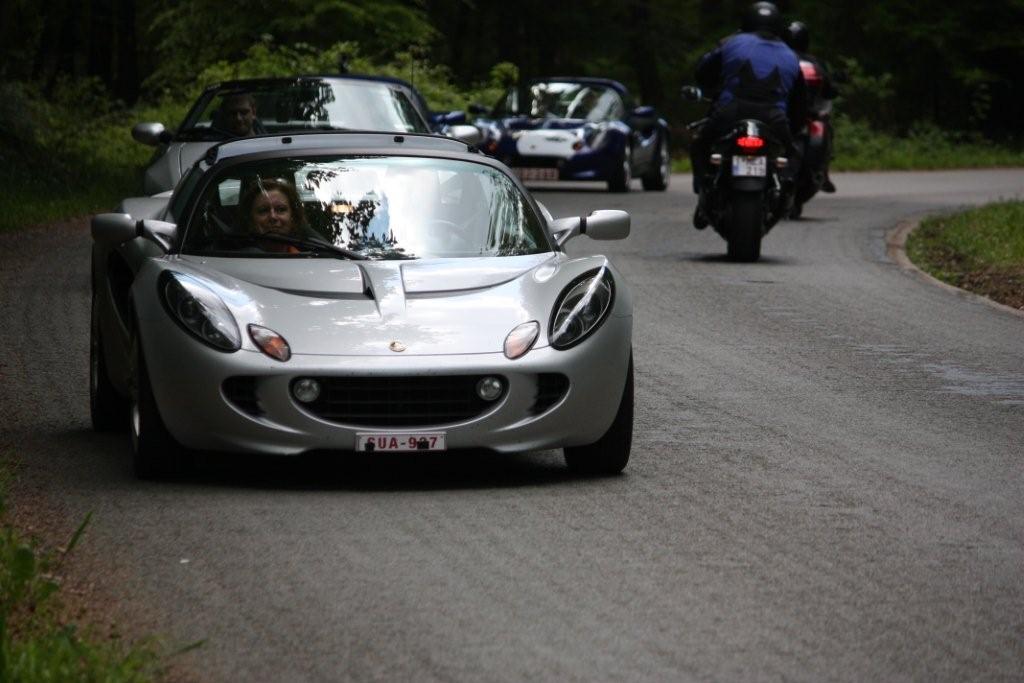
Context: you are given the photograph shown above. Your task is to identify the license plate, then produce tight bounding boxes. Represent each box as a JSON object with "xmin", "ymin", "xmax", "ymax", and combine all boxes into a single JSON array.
[
  {"xmin": 515, "ymin": 167, "xmax": 559, "ymax": 181},
  {"xmin": 732, "ymin": 155, "xmax": 767, "ymax": 177},
  {"xmin": 356, "ymin": 432, "xmax": 446, "ymax": 452}
]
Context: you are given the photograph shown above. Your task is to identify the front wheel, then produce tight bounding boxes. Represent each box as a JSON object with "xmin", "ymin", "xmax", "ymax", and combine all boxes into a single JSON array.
[
  {"xmin": 726, "ymin": 192, "xmax": 764, "ymax": 262},
  {"xmin": 564, "ymin": 354, "xmax": 634, "ymax": 475},
  {"xmin": 641, "ymin": 137, "xmax": 671, "ymax": 191},
  {"xmin": 129, "ymin": 334, "xmax": 185, "ymax": 479},
  {"xmin": 607, "ymin": 146, "xmax": 632, "ymax": 193},
  {"xmin": 90, "ymin": 295, "xmax": 127, "ymax": 432}
]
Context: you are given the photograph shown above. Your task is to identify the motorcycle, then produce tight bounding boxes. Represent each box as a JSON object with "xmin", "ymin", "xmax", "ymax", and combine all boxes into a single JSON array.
[
  {"xmin": 684, "ymin": 86, "xmax": 792, "ymax": 262},
  {"xmin": 790, "ymin": 59, "xmax": 835, "ymax": 219}
]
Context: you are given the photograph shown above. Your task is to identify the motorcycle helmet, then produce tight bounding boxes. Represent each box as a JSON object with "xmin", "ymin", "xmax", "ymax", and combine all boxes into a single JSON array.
[
  {"xmin": 742, "ymin": 2, "xmax": 783, "ymax": 37},
  {"xmin": 786, "ymin": 21, "xmax": 810, "ymax": 53}
]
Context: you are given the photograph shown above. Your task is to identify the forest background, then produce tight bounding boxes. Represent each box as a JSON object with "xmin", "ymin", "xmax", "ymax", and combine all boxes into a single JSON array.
[{"xmin": 1, "ymin": 0, "xmax": 1022, "ymax": 231}]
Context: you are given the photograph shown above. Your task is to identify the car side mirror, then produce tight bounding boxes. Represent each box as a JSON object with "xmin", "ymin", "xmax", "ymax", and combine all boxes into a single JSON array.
[
  {"xmin": 448, "ymin": 124, "xmax": 482, "ymax": 146},
  {"xmin": 131, "ymin": 122, "xmax": 171, "ymax": 146},
  {"xmin": 92, "ymin": 213, "xmax": 138, "ymax": 245},
  {"xmin": 91, "ymin": 214, "xmax": 177, "ymax": 253},
  {"xmin": 550, "ymin": 210, "xmax": 630, "ymax": 246},
  {"xmin": 681, "ymin": 85, "xmax": 703, "ymax": 102},
  {"xmin": 584, "ymin": 210, "xmax": 630, "ymax": 240},
  {"xmin": 469, "ymin": 103, "xmax": 490, "ymax": 116}
]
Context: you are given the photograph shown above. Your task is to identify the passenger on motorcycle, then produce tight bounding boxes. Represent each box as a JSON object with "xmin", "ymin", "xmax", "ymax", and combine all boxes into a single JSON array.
[
  {"xmin": 786, "ymin": 20, "xmax": 837, "ymax": 193},
  {"xmin": 689, "ymin": 1, "xmax": 807, "ymax": 229}
]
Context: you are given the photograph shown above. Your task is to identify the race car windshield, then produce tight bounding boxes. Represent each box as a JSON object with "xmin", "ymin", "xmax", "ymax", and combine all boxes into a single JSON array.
[
  {"xmin": 182, "ymin": 156, "xmax": 551, "ymax": 259},
  {"xmin": 174, "ymin": 79, "xmax": 430, "ymax": 140},
  {"xmin": 495, "ymin": 82, "xmax": 625, "ymax": 121}
]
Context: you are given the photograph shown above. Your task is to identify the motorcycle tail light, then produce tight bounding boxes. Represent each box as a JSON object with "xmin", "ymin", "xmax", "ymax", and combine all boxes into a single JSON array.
[
  {"xmin": 809, "ymin": 121, "xmax": 826, "ymax": 138},
  {"xmin": 801, "ymin": 61, "xmax": 823, "ymax": 87},
  {"xmin": 736, "ymin": 136, "xmax": 765, "ymax": 150}
]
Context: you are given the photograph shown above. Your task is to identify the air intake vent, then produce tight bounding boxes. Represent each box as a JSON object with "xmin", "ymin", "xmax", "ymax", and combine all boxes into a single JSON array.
[
  {"xmin": 223, "ymin": 376, "xmax": 261, "ymax": 416},
  {"xmin": 530, "ymin": 374, "xmax": 569, "ymax": 415}
]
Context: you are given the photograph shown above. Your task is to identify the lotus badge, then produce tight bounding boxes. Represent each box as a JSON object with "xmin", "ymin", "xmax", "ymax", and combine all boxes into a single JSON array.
[{"xmin": 389, "ymin": 341, "xmax": 406, "ymax": 352}]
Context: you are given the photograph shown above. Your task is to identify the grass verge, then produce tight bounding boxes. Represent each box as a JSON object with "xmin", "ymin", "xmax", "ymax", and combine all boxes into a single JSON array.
[
  {"xmin": 906, "ymin": 200, "xmax": 1024, "ymax": 310},
  {"xmin": 1, "ymin": 473, "xmax": 166, "ymax": 681}
]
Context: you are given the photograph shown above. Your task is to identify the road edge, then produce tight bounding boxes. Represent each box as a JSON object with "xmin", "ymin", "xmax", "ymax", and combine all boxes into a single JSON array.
[{"xmin": 886, "ymin": 219, "xmax": 1024, "ymax": 320}]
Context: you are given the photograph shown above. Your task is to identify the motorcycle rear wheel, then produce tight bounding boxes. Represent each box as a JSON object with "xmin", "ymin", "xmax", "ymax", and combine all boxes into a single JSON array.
[{"xmin": 726, "ymin": 192, "xmax": 763, "ymax": 262}]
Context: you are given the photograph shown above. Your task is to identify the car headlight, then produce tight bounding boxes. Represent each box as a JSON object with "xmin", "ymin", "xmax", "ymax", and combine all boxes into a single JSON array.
[
  {"xmin": 549, "ymin": 268, "xmax": 615, "ymax": 349},
  {"xmin": 586, "ymin": 124, "xmax": 610, "ymax": 149},
  {"xmin": 160, "ymin": 271, "xmax": 241, "ymax": 351}
]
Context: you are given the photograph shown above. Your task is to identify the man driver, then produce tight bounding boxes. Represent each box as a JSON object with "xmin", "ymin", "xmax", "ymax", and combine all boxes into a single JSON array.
[{"xmin": 216, "ymin": 92, "xmax": 265, "ymax": 137}]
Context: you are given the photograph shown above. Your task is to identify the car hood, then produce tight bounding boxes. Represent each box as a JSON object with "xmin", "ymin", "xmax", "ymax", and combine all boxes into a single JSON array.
[{"xmin": 173, "ymin": 253, "xmax": 569, "ymax": 356}]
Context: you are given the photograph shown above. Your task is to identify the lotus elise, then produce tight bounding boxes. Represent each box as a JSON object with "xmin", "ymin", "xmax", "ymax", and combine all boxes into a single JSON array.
[{"xmin": 90, "ymin": 132, "xmax": 634, "ymax": 478}]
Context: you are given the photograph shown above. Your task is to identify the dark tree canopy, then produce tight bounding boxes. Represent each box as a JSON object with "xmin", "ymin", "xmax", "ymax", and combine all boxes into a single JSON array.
[{"xmin": 2, "ymin": 0, "xmax": 1022, "ymax": 136}]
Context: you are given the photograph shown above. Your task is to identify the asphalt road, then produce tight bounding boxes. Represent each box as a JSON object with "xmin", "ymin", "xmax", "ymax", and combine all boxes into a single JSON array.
[{"xmin": 1, "ymin": 170, "xmax": 1023, "ymax": 682}]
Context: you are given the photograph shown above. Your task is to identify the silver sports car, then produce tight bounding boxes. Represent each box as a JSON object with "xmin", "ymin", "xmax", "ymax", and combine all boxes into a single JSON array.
[{"xmin": 91, "ymin": 132, "xmax": 633, "ymax": 478}]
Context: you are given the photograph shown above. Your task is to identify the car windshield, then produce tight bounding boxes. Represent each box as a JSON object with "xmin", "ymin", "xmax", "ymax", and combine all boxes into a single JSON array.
[
  {"xmin": 495, "ymin": 82, "xmax": 625, "ymax": 121},
  {"xmin": 180, "ymin": 155, "xmax": 550, "ymax": 260},
  {"xmin": 174, "ymin": 79, "xmax": 430, "ymax": 141}
]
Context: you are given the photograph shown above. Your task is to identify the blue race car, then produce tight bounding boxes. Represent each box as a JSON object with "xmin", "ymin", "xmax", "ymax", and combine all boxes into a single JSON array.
[{"xmin": 472, "ymin": 77, "xmax": 671, "ymax": 192}]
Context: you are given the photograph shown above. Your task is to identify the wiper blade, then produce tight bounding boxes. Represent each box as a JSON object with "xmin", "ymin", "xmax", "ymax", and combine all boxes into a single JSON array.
[{"xmin": 239, "ymin": 233, "xmax": 368, "ymax": 260}]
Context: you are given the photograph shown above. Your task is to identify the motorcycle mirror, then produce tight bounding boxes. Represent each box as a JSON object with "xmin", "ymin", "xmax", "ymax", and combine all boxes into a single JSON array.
[{"xmin": 681, "ymin": 86, "xmax": 703, "ymax": 102}]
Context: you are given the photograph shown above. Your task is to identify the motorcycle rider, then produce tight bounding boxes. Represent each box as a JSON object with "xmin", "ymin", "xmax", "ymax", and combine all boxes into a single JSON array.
[
  {"xmin": 689, "ymin": 1, "xmax": 807, "ymax": 229},
  {"xmin": 786, "ymin": 20, "xmax": 837, "ymax": 193}
]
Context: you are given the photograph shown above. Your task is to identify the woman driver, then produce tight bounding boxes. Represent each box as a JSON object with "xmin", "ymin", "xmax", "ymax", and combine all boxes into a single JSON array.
[{"xmin": 239, "ymin": 178, "xmax": 306, "ymax": 252}]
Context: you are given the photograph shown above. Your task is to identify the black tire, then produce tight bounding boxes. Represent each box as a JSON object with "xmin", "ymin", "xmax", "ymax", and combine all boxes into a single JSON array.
[
  {"xmin": 564, "ymin": 354, "xmax": 634, "ymax": 475},
  {"xmin": 789, "ymin": 200, "xmax": 804, "ymax": 220},
  {"xmin": 607, "ymin": 146, "xmax": 632, "ymax": 193},
  {"xmin": 129, "ymin": 334, "xmax": 185, "ymax": 479},
  {"xmin": 90, "ymin": 295, "xmax": 127, "ymax": 432},
  {"xmin": 726, "ymin": 192, "xmax": 763, "ymax": 262},
  {"xmin": 641, "ymin": 136, "xmax": 671, "ymax": 191}
]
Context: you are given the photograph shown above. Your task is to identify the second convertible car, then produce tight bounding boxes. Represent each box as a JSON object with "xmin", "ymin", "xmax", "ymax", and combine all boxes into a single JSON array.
[
  {"xmin": 472, "ymin": 77, "xmax": 671, "ymax": 192},
  {"xmin": 91, "ymin": 132, "xmax": 635, "ymax": 478},
  {"xmin": 132, "ymin": 75, "xmax": 481, "ymax": 194}
]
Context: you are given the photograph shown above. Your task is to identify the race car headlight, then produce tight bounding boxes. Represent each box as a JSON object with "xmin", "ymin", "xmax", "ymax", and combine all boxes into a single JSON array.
[
  {"xmin": 586, "ymin": 124, "xmax": 610, "ymax": 149},
  {"xmin": 160, "ymin": 271, "xmax": 241, "ymax": 352},
  {"xmin": 549, "ymin": 268, "xmax": 615, "ymax": 350}
]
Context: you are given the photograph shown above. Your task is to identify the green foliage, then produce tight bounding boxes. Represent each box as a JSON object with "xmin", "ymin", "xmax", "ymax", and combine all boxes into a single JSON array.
[
  {"xmin": 832, "ymin": 58, "xmax": 896, "ymax": 130},
  {"xmin": 831, "ymin": 114, "xmax": 1024, "ymax": 171},
  {"xmin": 145, "ymin": 0, "xmax": 436, "ymax": 96},
  {"xmin": 0, "ymin": 484, "xmax": 162, "ymax": 682}
]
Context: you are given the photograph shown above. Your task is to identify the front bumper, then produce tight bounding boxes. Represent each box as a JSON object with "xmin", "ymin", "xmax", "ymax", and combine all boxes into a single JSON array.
[{"xmin": 140, "ymin": 312, "xmax": 632, "ymax": 455}]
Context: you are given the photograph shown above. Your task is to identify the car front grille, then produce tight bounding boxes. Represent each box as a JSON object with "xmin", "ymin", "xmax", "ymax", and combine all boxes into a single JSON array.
[{"xmin": 296, "ymin": 375, "xmax": 505, "ymax": 427}]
